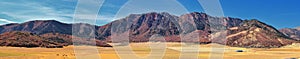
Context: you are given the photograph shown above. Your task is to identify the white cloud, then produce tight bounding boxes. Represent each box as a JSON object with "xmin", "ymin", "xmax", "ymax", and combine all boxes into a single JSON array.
[
  {"xmin": 0, "ymin": 0, "xmax": 116, "ymax": 25},
  {"xmin": 0, "ymin": 1, "xmax": 74, "ymax": 22},
  {"xmin": 0, "ymin": 19, "xmax": 16, "ymax": 23}
]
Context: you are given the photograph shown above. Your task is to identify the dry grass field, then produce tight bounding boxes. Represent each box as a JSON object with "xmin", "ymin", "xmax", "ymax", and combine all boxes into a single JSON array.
[{"xmin": 0, "ymin": 42, "xmax": 300, "ymax": 59}]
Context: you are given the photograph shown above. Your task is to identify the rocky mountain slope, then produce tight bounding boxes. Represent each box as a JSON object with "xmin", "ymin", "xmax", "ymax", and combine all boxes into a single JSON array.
[
  {"xmin": 97, "ymin": 12, "xmax": 298, "ymax": 48},
  {"xmin": 280, "ymin": 27, "xmax": 300, "ymax": 41},
  {"xmin": 225, "ymin": 20, "xmax": 296, "ymax": 48},
  {"xmin": 0, "ymin": 20, "xmax": 72, "ymax": 35}
]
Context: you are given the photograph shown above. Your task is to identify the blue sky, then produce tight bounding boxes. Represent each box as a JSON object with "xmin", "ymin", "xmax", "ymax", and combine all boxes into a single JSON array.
[{"xmin": 0, "ymin": 0, "xmax": 299, "ymax": 29}]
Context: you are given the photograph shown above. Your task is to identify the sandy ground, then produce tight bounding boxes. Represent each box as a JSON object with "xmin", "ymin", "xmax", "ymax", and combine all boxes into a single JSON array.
[{"xmin": 0, "ymin": 42, "xmax": 300, "ymax": 59}]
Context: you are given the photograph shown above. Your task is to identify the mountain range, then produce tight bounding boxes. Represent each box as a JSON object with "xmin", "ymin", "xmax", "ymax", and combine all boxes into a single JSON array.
[{"xmin": 0, "ymin": 12, "xmax": 299, "ymax": 48}]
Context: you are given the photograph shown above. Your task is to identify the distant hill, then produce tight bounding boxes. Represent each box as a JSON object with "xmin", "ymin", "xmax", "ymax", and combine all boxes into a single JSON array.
[
  {"xmin": 225, "ymin": 20, "xmax": 295, "ymax": 48},
  {"xmin": 0, "ymin": 20, "xmax": 72, "ymax": 35},
  {"xmin": 0, "ymin": 12, "xmax": 299, "ymax": 48},
  {"xmin": 0, "ymin": 31, "xmax": 65, "ymax": 48},
  {"xmin": 280, "ymin": 27, "xmax": 300, "ymax": 41},
  {"xmin": 0, "ymin": 31, "xmax": 111, "ymax": 48}
]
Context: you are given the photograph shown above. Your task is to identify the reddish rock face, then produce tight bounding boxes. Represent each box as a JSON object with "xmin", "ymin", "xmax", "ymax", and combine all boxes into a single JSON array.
[
  {"xmin": 0, "ymin": 12, "xmax": 299, "ymax": 48},
  {"xmin": 0, "ymin": 20, "xmax": 72, "ymax": 35},
  {"xmin": 100, "ymin": 12, "xmax": 243, "ymax": 43},
  {"xmin": 225, "ymin": 20, "xmax": 296, "ymax": 48},
  {"xmin": 98, "ymin": 12, "xmax": 298, "ymax": 48},
  {"xmin": 279, "ymin": 28, "xmax": 300, "ymax": 41}
]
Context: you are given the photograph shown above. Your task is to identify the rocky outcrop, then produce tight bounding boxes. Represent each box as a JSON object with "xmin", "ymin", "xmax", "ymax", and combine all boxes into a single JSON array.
[
  {"xmin": 96, "ymin": 12, "xmax": 298, "ymax": 48},
  {"xmin": 0, "ymin": 20, "xmax": 72, "ymax": 35},
  {"xmin": 279, "ymin": 27, "xmax": 300, "ymax": 41},
  {"xmin": 225, "ymin": 20, "xmax": 296, "ymax": 48}
]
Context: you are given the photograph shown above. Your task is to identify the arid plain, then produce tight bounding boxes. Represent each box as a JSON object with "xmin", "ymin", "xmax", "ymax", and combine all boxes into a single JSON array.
[{"xmin": 0, "ymin": 42, "xmax": 300, "ymax": 59}]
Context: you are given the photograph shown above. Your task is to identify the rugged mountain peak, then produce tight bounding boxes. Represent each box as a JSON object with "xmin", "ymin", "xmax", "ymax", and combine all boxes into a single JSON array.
[
  {"xmin": 225, "ymin": 19, "xmax": 296, "ymax": 48},
  {"xmin": 188, "ymin": 12, "xmax": 207, "ymax": 15},
  {"xmin": 23, "ymin": 20, "xmax": 66, "ymax": 25},
  {"xmin": 26, "ymin": 20, "xmax": 60, "ymax": 22},
  {"xmin": 296, "ymin": 27, "xmax": 300, "ymax": 30},
  {"xmin": 160, "ymin": 12, "xmax": 171, "ymax": 15},
  {"xmin": 105, "ymin": 12, "xmax": 298, "ymax": 48},
  {"xmin": 181, "ymin": 12, "xmax": 208, "ymax": 19},
  {"xmin": 279, "ymin": 28, "xmax": 300, "ymax": 41},
  {"xmin": 242, "ymin": 19, "xmax": 280, "ymax": 33},
  {"xmin": 0, "ymin": 20, "xmax": 72, "ymax": 35}
]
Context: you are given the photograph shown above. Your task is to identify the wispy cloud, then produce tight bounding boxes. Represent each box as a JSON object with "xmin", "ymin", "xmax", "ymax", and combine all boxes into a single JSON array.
[
  {"xmin": 0, "ymin": 0, "xmax": 75, "ymax": 23},
  {"xmin": 0, "ymin": 18, "xmax": 16, "ymax": 23},
  {"xmin": 0, "ymin": 0, "xmax": 125, "ymax": 25}
]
